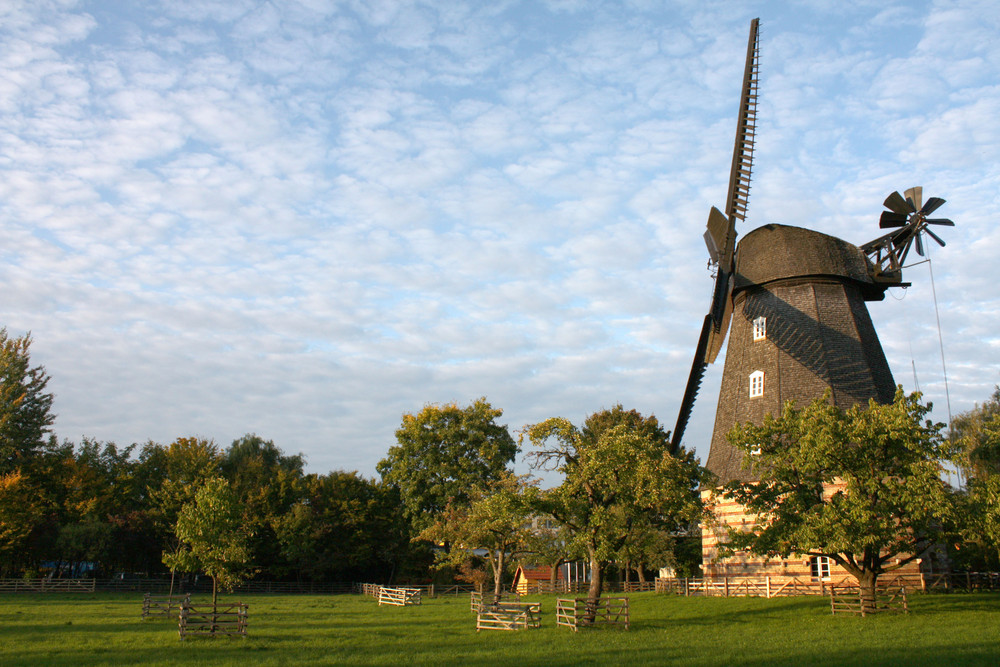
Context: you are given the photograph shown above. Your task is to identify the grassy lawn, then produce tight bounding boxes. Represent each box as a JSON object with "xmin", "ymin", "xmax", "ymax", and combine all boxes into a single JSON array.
[{"xmin": 0, "ymin": 591, "xmax": 998, "ymax": 666}]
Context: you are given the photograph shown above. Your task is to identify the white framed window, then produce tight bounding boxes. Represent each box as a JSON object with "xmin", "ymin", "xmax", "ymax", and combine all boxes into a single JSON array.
[
  {"xmin": 749, "ymin": 371, "xmax": 764, "ymax": 398},
  {"xmin": 810, "ymin": 556, "xmax": 831, "ymax": 581},
  {"xmin": 753, "ymin": 316, "xmax": 766, "ymax": 341}
]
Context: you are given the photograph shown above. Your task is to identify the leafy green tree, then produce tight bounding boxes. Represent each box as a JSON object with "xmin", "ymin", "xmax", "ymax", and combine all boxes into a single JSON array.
[
  {"xmin": 222, "ymin": 434, "xmax": 305, "ymax": 576},
  {"xmin": 0, "ymin": 470, "xmax": 45, "ymax": 576},
  {"xmin": 961, "ymin": 476, "xmax": 1000, "ymax": 570},
  {"xmin": 419, "ymin": 472, "xmax": 537, "ymax": 602},
  {"xmin": 377, "ymin": 398, "xmax": 517, "ymax": 531},
  {"xmin": 146, "ymin": 437, "xmax": 223, "ymax": 589},
  {"xmin": 524, "ymin": 406, "xmax": 708, "ymax": 610},
  {"xmin": 722, "ymin": 389, "xmax": 958, "ymax": 614},
  {"xmin": 952, "ymin": 386, "xmax": 1000, "ymax": 481},
  {"xmin": 165, "ymin": 477, "xmax": 252, "ymax": 605},
  {"xmin": 272, "ymin": 471, "xmax": 411, "ymax": 583},
  {"xmin": 0, "ymin": 329, "xmax": 54, "ymax": 474}
]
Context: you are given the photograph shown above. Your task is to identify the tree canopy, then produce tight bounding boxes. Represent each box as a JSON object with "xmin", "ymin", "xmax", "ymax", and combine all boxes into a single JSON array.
[
  {"xmin": 524, "ymin": 406, "xmax": 708, "ymax": 605},
  {"xmin": 377, "ymin": 398, "xmax": 517, "ymax": 530},
  {"xmin": 418, "ymin": 472, "xmax": 537, "ymax": 601},
  {"xmin": 722, "ymin": 389, "xmax": 958, "ymax": 612},
  {"xmin": 952, "ymin": 385, "xmax": 1000, "ymax": 481},
  {"xmin": 0, "ymin": 329, "xmax": 54, "ymax": 474},
  {"xmin": 165, "ymin": 477, "xmax": 252, "ymax": 605}
]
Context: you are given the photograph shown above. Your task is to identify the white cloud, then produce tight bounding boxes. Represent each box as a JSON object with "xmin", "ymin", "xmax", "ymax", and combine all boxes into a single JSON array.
[{"xmin": 0, "ymin": 0, "xmax": 996, "ymax": 479}]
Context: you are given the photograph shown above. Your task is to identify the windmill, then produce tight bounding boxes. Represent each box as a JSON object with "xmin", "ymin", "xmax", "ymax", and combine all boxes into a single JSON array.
[{"xmin": 668, "ymin": 19, "xmax": 955, "ymax": 487}]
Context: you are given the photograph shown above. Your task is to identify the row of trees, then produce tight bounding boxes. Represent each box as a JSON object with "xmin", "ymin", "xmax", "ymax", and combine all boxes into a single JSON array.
[
  {"xmin": 0, "ymin": 329, "xmax": 421, "ymax": 583},
  {"xmin": 4, "ymin": 325, "xmax": 1000, "ymax": 613}
]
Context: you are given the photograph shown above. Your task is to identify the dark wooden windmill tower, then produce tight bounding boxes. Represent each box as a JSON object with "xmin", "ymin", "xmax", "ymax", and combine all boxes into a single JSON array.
[{"xmin": 669, "ymin": 20, "xmax": 955, "ymax": 577}]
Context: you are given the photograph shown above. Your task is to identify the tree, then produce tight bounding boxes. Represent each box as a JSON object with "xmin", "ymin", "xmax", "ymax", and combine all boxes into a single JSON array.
[
  {"xmin": 0, "ymin": 470, "xmax": 45, "ymax": 576},
  {"xmin": 722, "ymin": 389, "xmax": 958, "ymax": 614},
  {"xmin": 144, "ymin": 437, "xmax": 224, "ymax": 592},
  {"xmin": 377, "ymin": 398, "xmax": 517, "ymax": 531},
  {"xmin": 962, "ymin": 476, "xmax": 1000, "ymax": 570},
  {"xmin": 165, "ymin": 477, "xmax": 252, "ymax": 605},
  {"xmin": 524, "ymin": 406, "xmax": 708, "ymax": 611},
  {"xmin": 222, "ymin": 434, "xmax": 305, "ymax": 576},
  {"xmin": 0, "ymin": 329, "xmax": 54, "ymax": 474},
  {"xmin": 952, "ymin": 386, "xmax": 1000, "ymax": 481},
  {"xmin": 953, "ymin": 386, "xmax": 1000, "ymax": 570},
  {"xmin": 418, "ymin": 472, "xmax": 537, "ymax": 602},
  {"xmin": 272, "ymin": 471, "xmax": 411, "ymax": 583}
]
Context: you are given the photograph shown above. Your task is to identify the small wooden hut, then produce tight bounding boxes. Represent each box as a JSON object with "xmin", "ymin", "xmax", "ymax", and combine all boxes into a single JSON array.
[{"xmin": 512, "ymin": 565, "xmax": 563, "ymax": 595}]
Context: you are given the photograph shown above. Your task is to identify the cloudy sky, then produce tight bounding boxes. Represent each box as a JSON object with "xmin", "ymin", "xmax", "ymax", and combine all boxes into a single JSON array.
[{"xmin": 2, "ymin": 0, "xmax": 997, "ymax": 480}]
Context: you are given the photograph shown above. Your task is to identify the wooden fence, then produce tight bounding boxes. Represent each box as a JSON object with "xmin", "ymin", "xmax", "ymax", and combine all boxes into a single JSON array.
[
  {"xmin": 830, "ymin": 584, "xmax": 908, "ymax": 617},
  {"xmin": 378, "ymin": 587, "xmax": 422, "ymax": 606},
  {"xmin": 654, "ymin": 573, "xmax": 999, "ymax": 598},
  {"xmin": 476, "ymin": 601, "xmax": 541, "ymax": 631},
  {"xmin": 142, "ymin": 592, "xmax": 190, "ymax": 619},
  {"xmin": 178, "ymin": 602, "xmax": 248, "ymax": 639},
  {"xmin": 555, "ymin": 597, "xmax": 629, "ymax": 631},
  {"xmin": 0, "ymin": 579, "xmax": 96, "ymax": 593}
]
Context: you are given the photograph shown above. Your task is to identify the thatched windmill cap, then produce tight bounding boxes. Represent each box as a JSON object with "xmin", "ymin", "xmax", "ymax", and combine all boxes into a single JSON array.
[{"xmin": 734, "ymin": 224, "xmax": 884, "ymax": 300}]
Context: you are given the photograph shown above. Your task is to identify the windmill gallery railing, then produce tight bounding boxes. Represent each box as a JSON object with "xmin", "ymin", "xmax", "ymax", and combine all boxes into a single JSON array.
[{"xmin": 655, "ymin": 573, "xmax": 1000, "ymax": 597}]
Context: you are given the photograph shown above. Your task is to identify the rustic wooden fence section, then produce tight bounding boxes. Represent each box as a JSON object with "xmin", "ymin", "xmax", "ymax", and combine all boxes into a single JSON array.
[
  {"xmin": 142, "ymin": 592, "xmax": 190, "ymax": 619},
  {"xmin": 555, "ymin": 597, "xmax": 629, "ymax": 631},
  {"xmin": 177, "ymin": 602, "xmax": 248, "ymax": 639},
  {"xmin": 476, "ymin": 601, "xmax": 541, "ymax": 631},
  {"xmin": 830, "ymin": 585, "xmax": 908, "ymax": 616},
  {"xmin": 378, "ymin": 587, "xmax": 422, "ymax": 606},
  {"xmin": 470, "ymin": 590, "xmax": 520, "ymax": 612},
  {"xmin": 361, "ymin": 583, "xmax": 382, "ymax": 598}
]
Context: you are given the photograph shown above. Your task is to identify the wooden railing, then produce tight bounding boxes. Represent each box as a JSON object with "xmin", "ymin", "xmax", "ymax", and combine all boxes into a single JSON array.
[
  {"xmin": 555, "ymin": 597, "xmax": 629, "ymax": 631},
  {"xmin": 655, "ymin": 573, "xmax": 981, "ymax": 598},
  {"xmin": 178, "ymin": 602, "xmax": 248, "ymax": 639},
  {"xmin": 378, "ymin": 587, "xmax": 422, "ymax": 606},
  {"xmin": 476, "ymin": 601, "xmax": 541, "ymax": 631},
  {"xmin": 0, "ymin": 579, "xmax": 95, "ymax": 593},
  {"xmin": 142, "ymin": 592, "xmax": 190, "ymax": 619}
]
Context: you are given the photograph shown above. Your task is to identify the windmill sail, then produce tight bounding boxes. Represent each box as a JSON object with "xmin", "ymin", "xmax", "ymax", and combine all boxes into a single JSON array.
[{"xmin": 670, "ymin": 18, "xmax": 760, "ymax": 452}]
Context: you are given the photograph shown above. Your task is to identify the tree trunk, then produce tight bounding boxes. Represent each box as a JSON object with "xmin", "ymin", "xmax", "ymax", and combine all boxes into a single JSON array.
[
  {"xmin": 585, "ymin": 549, "xmax": 602, "ymax": 625},
  {"xmin": 637, "ymin": 562, "xmax": 647, "ymax": 585},
  {"xmin": 549, "ymin": 558, "xmax": 564, "ymax": 592},
  {"xmin": 493, "ymin": 550, "xmax": 504, "ymax": 604},
  {"xmin": 624, "ymin": 561, "xmax": 632, "ymax": 587},
  {"xmin": 857, "ymin": 570, "xmax": 878, "ymax": 616}
]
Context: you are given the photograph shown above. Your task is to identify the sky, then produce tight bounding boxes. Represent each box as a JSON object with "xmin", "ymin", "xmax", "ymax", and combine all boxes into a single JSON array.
[{"xmin": 2, "ymin": 0, "xmax": 998, "ymax": 481}]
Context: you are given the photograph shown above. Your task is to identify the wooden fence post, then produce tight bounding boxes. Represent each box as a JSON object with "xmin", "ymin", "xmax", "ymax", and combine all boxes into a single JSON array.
[{"xmin": 766, "ymin": 576, "xmax": 771, "ymax": 599}]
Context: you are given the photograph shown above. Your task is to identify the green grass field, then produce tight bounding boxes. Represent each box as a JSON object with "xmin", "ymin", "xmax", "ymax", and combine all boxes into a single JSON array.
[{"xmin": 0, "ymin": 591, "xmax": 998, "ymax": 666}]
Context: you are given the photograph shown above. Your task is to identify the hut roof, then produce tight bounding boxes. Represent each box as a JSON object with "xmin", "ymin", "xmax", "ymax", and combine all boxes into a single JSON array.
[{"xmin": 514, "ymin": 565, "xmax": 562, "ymax": 582}]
